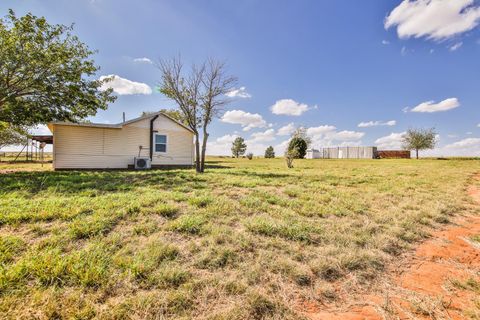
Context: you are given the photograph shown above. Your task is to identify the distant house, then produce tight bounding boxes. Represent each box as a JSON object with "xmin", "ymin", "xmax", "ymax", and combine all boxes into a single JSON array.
[{"xmin": 47, "ymin": 112, "xmax": 194, "ymax": 169}]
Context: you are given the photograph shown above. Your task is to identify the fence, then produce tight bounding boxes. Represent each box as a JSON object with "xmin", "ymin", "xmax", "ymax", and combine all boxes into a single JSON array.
[
  {"xmin": 376, "ymin": 150, "xmax": 411, "ymax": 159},
  {"xmin": 307, "ymin": 146, "xmax": 377, "ymax": 159}
]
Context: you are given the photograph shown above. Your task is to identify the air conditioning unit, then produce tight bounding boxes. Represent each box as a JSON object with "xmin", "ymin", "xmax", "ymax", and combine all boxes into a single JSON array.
[{"xmin": 134, "ymin": 157, "xmax": 151, "ymax": 170}]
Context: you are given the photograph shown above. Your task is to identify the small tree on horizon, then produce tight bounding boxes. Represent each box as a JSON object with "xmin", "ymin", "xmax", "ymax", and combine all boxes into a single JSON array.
[
  {"xmin": 402, "ymin": 128, "xmax": 437, "ymax": 159},
  {"xmin": 231, "ymin": 137, "xmax": 247, "ymax": 158},
  {"xmin": 264, "ymin": 146, "xmax": 275, "ymax": 158}
]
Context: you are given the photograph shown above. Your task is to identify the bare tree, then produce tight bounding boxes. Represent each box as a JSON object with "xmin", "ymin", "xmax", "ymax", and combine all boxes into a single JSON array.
[
  {"xmin": 199, "ymin": 59, "xmax": 237, "ymax": 172},
  {"xmin": 158, "ymin": 57, "xmax": 237, "ymax": 173},
  {"xmin": 158, "ymin": 57, "xmax": 204, "ymax": 172}
]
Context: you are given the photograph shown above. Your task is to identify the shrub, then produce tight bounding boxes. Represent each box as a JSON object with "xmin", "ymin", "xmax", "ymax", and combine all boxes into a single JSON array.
[
  {"xmin": 287, "ymin": 137, "xmax": 307, "ymax": 159},
  {"xmin": 246, "ymin": 153, "xmax": 253, "ymax": 160},
  {"xmin": 285, "ymin": 149, "xmax": 299, "ymax": 168}
]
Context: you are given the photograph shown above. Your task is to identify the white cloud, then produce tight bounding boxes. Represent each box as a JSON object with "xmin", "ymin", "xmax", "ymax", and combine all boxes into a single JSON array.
[
  {"xmin": 466, "ymin": 131, "xmax": 473, "ymax": 135},
  {"xmin": 206, "ymin": 134, "xmax": 239, "ymax": 155},
  {"xmin": 382, "ymin": 40, "xmax": 390, "ymax": 45},
  {"xmin": 446, "ymin": 137, "xmax": 480, "ymax": 148},
  {"xmin": 226, "ymin": 87, "xmax": 252, "ymax": 99},
  {"xmin": 306, "ymin": 125, "xmax": 364, "ymax": 148},
  {"xmin": 274, "ymin": 139, "xmax": 291, "ymax": 156},
  {"xmin": 207, "ymin": 130, "xmax": 276, "ymax": 156},
  {"xmin": 306, "ymin": 125, "xmax": 337, "ymax": 137},
  {"xmin": 271, "ymin": 99, "xmax": 310, "ymax": 116},
  {"xmin": 423, "ymin": 137, "xmax": 480, "ymax": 157},
  {"xmin": 385, "ymin": 0, "xmax": 480, "ymax": 41},
  {"xmin": 277, "ymin": 123, "xmax": 296, "ymax": 136},
  {"xmin": 133, "ymin": 57, "xmax": 153, "ymax": 64},
  {"xmin": 216, "ymin": 134, "xmax": 239, "ymax": 144},
  {"xmin": 449, "ymin": 42, "xmax": 463, "ymax": 51},
  {"xmin": 221, "ymin": 110, "xmax": 267, "ymax": 131},
  {"xmin": 410, "ymin": 97, "xmax": 460, "ymax": 113},
  {"xmin": 326, "ymin": 130, "xmax": 365, "ymax": 141},
  {"xmin": 99, "ymin": 75, "xmax": 152, "ymax": 95},
  {"xmin": 249, "ymin": 129, "xmax": 276, "ymax": 143},
  {"xmin": 375, "ymin": 132, "xmax": 406, "ymax": 149},
  {"xmin": 401, "ymin": 46, "xmax": 408, "ymax": 56},
  {"xmin": 358, "ymin": 120, "xmax": 396, "ymax": 128}
]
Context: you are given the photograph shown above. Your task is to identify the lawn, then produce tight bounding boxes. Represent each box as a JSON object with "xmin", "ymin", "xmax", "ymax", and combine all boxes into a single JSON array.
[{"xmin": 0, "ymin": 157, "xmax": 479, "ymax": 319}]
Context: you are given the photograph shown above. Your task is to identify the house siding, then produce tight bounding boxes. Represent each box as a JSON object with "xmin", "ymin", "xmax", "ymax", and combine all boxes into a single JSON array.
[{"xmin": 52, "ymin": 115, "xmax": 194, "ymax": 169}]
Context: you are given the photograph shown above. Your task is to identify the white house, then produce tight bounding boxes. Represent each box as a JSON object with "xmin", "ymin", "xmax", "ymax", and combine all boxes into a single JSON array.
[{"xmin": 47, "ymin": 112, "xmax": 195, "ymax": 170}]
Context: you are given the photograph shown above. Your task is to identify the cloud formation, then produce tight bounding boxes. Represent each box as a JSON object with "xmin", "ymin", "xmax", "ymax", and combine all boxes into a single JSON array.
[
  {"xmin": 449, "ymin": 42, "xmax": 463, "ymax": 51},
  {"xmin": 375, "ymin": 132, "xmax": 406, "ymax": 149},
  {"xmin": 306, "ymin": 125, "xmax": 337, "ymax": 137},
  {"xmin": 358, "ymin": 120, "xmax": 396, "ymax": 128},
  {"xmin": 422, "ymin": 137, "xmax": 480, "ymax": 156},
  {"xmin": 306, "ymin": 125, "xmax": 364, "ymax": 149},
  {"xmin": 409, "ymin": 97, "xmax": 460, "ymax": 113},
  {"xmin": 206, "ymin": 134, "xmax": 239, "ymax": 155},
  {"xmin": 271, "ymin": 99, "xmax": 310, "ymax": 116},
  {"xmin": 445, "ymin": 137, "xmax": 480, "ymax": 149},
  {"xmin": 226, "ymin": 87, "xmax": 252, "ymax": 98},
  {"xmin": 385, "ymin": 0, "xmax": 480, "ymax": 40},
  {"xmin": 133, "ymin": 57, "xmax": 153, "ymax": 64},
  {"xmin": 248, "ymin": 129, "xmax": 276, "ymax": 143},
  {"xmin": 277, "ymin": 123, "xmax": 296, "ymax": 136},
  {"xmin": 221, "ymin": 110, "xmax": 267, "ymax": 131},
  {"xmin": 99, "ymin": 75, "xmax": 152, "ymax": 95}
]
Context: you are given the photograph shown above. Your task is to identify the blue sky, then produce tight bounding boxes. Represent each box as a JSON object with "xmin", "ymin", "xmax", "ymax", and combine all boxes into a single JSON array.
[{"xmin": 2, "ymin": 0, "xmax": 480, "ymax": 155}]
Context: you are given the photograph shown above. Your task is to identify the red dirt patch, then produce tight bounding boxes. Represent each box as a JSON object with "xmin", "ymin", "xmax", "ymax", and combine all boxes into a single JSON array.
[{"xmin": 302, "ymin": 177, "xmax": 480, "ymax": 320}]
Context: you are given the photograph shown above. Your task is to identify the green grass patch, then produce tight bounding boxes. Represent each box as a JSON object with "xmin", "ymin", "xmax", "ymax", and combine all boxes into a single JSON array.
[{"xmin": 0, "ymin": 157, "xmax": 478, "ymax": 318}]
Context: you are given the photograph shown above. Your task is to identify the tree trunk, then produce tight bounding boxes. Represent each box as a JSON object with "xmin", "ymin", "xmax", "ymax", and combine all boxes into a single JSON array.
[
  {"xmin": 194, "ymin": 134, "xmax": 201, "ymax": 172},
  {"xmin": 200, "ymin": 128, "xmax": 209, "ymax": 173},
  {"xmin": 416, "ymin": 149, "xmax": 419, "ymax": 159}
]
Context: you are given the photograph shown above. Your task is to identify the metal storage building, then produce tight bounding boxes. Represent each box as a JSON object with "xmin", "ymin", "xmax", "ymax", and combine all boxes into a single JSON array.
[{"xmin": 306, "ymin": 146, "xmax": 377, "ymax": 159}]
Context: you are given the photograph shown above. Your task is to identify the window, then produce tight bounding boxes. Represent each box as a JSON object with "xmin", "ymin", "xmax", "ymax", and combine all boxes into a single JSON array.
[{"xmin": 155, "ymin": 134, "xmax": 167, "ymax": 152}]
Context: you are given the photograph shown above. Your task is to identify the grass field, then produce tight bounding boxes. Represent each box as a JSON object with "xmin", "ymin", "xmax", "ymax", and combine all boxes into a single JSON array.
[{"xmin": 0, "ymin": 157, "xmax": 479, "ymax": 319}]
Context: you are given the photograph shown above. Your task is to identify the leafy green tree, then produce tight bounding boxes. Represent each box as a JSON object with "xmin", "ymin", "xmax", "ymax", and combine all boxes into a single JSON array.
[
  {"xmin": 291, "ymin": 127, "xmax": 311, "ymax": 147},
  {"xmin": 264, "ymin": 146, "xmax": 275, "ymax": 158},
  {"xmin": 0, "ymin": 122, "xmax": 27, "ymax": 149},
  {"xmin": 231, "ymin": 137, "xmax": 247, "ymax": 158},
  {"xmin": 288, "ymin": 137, "xmax": 307, "ymax": 159},
  {"xmin": 402, "ymin": 128, "xmax": 437, "ymax": 159},
  {"xmin": 0, "ymin": 10, "xmax": 116, "ymax": 126}
]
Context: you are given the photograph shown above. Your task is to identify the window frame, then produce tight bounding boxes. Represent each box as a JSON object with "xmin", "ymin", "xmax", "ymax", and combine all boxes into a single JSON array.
[{"xmin": 154, "ymin": 133, "xmax": 168, "ymax": 153}]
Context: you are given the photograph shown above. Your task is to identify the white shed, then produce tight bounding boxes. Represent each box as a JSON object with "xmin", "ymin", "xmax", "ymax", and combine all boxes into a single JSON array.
[{"xmin": 48, "ymin": 112, "xmax": 195, "ymax": 170}]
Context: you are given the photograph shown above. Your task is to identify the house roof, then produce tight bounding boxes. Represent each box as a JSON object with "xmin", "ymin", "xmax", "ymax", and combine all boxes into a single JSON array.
[{"xmin": 49, "ymin": 112, "xmax": 194, "ymax": 133}]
